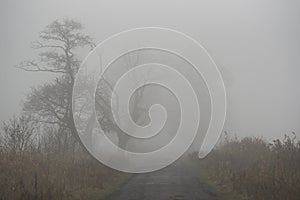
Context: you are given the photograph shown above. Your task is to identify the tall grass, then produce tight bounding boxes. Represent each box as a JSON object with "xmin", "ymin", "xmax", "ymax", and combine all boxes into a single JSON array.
[
  {"xmin": 0, "ymin": 125, "xmax": 129, "ymax": 200},
  {"xmin": 0, "ymin": 149, "xmax": 130, "ymax": 200},
  {"xmin": 195, "ymin": 133, "xmax": 300, "ymax": 200}
]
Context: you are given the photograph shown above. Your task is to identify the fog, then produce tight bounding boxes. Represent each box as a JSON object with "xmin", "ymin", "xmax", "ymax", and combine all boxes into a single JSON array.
[{"xmin": 1, "ymin": 0, "xmax": 300, "ymax": 142}]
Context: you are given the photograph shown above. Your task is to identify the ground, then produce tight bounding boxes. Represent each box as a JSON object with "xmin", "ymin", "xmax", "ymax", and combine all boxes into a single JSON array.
[{"xmin": 105, "ymin": 159, "xmax": 221, "ymax": 200}]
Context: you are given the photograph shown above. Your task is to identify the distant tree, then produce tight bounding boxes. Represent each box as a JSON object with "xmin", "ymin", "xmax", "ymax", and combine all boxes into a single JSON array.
[
  {"xmin": 18, "ymin": 19, "xmax": 149, "ymax": 150},
  {"xmin": 1, "ymin": 115, "xmax": 37, "ymax": 153},
  {"xmin": 94, "ymin": 52, "xmax": 149, "ymax": 149},
  {"xmin": 18, "ymin": 19, "xmax": 94, "ymax": 142},
  {"xmin": 73, "ymin": 52, "xmax": 149, "ymax": 149}
]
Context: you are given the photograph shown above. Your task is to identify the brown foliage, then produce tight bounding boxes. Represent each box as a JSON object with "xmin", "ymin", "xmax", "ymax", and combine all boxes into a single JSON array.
[
  {"xmin": 195, "ymin": 133, "xmax": 300, "ymax": 200},
  {"xmin": 0, "ymin": 117, "xmax": 128, "ymax": 200}
]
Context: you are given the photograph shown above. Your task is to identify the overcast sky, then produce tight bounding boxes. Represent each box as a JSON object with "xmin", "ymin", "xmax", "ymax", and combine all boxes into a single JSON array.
[{"xmin": 0, "ymin": 0, "xmax": 300, "ymax": 140}]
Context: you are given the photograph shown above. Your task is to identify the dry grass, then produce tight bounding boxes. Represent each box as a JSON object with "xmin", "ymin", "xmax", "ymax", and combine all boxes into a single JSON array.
[
  {"xmin": 192, "ymin": 133, "xmax": 300, "ymax": 200},
  {"xmin": 0, "ymin": 139, "xmax": 130, "ymax": 200}
]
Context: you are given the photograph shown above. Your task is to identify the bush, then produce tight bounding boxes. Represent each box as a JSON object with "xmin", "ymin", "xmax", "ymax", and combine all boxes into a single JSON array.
[
  {"xmin": 0, "ymin": 116, "xmax": 129, "ymax": 200},
  {"xmin": 196, "ymin": 133, "xmax": 300, "ymax": 200}
]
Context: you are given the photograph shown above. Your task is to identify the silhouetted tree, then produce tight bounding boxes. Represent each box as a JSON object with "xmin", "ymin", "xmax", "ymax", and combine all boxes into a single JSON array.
[
  {"xmin": 18, "ymin": 19, "xmax": 94, "ymax": 142},
  {"xmin": 1, "ymin": 115, "xmax": 37, "ymax": 153},
  {"xmin": 18, "ymin": 19, "xmax": 148, "ymax": 150}
]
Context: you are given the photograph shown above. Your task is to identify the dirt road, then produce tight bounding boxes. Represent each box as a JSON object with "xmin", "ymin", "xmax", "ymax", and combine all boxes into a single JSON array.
[{"xmin": 106, "ymin": 161, "xmax": 220, "ymax": 200}]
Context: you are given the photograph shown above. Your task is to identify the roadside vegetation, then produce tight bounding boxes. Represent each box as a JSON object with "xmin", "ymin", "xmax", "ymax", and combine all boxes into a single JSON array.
[
  {"xmin": 191, "ymin": 132, "xmax": 300, "ymax": 200},
  {"xmin": 0, "ymin": 115, "xmax": 130, "ymax": 200}
]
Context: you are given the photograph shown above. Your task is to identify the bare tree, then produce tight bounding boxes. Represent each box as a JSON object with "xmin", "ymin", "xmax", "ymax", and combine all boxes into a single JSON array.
[
  {"xmin": 1, "ymin": 115, "xmax": 37, "ymax": 153},
  {"xmin": 19, "ymin": 19, "xmax": 149, "ymax": 150},
  {"xmin": 95, "ymin": 52, "xmax": 150, "ymax": 149},
  {"xmin": 18, "ymin": 19, "xmax": 94, "ymax": 143}
]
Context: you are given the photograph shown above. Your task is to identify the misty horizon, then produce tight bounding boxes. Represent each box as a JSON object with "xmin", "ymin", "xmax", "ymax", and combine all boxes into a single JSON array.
[{"xmin": 1, "ymin": 0, "xmax": 300, "ymax": 141}]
